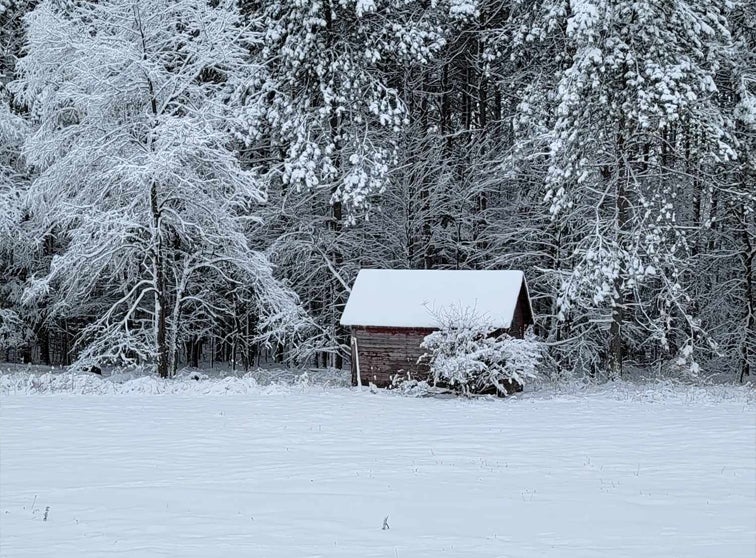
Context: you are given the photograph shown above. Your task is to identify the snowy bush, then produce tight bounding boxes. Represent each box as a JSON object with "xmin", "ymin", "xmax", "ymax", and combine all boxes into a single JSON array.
[
  {"xmin": 419, "ymin": 309, "xmax": 542, "ymax": 396},
  {"xmin": 390, "ymin": 375, "xmax": 432, "ymax": 397},
  {"xmin": 0, "ymin": 309, "xmax": 29, "ymax": 351}
]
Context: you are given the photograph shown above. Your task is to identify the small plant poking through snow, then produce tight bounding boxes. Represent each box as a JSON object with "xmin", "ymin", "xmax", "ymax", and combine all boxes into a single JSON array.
[{"xmin": 419, "ymin": 307, "xmax": 542, "ymax": 396}]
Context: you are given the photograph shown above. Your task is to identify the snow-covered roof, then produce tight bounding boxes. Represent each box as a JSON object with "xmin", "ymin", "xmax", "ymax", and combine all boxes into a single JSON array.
[{"xmin": 340, "ymin": 269, "xmax": 531, "ymax": 329}]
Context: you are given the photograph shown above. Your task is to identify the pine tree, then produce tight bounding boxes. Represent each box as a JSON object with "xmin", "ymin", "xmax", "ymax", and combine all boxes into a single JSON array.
[{"xmin": 513, "ymin": 0, "xmax": 738, "ymax": 377}]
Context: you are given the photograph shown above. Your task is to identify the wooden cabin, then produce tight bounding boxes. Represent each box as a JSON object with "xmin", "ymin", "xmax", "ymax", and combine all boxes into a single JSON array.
[{"xmin": 340, "ymin": 269, "xmax": 534, "ymax": 388}]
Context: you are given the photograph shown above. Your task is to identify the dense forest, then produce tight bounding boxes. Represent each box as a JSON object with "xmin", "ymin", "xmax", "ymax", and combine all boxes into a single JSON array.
[{"xmin": 0, "ymin": 0, "xmax": 753, "ymax": 381}]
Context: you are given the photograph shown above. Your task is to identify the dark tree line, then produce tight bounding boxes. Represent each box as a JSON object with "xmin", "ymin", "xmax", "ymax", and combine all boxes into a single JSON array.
[{"xmin": 0, "ymin": 0, "xmax": 753, "ymax": 380}]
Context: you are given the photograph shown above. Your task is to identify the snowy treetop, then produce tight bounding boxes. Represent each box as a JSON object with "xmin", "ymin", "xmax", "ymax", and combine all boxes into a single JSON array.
[{"xmin": 340, "ymin": 269, "xmax": 531, "ymax": 329}]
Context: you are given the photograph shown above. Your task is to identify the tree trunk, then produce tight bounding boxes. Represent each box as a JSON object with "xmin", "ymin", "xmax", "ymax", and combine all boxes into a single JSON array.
[
  {"xmin": 167, "ymin": 278, "xmax": 186, "ymax": 376},
  {"xmin": 20, "ymin": 344, "xmax": 32, "ymax": 365},
  {"xmin": 324, "ymin": 1, "xmax": 346, "ymax": 370},
  {"xmin": 38, "ymin": 322, "xmax": 50, "ymax": 366},
  {"xmin": 475, "ymin": 34, "xmax": 489, "ymax": 259},
  {"xmin": 191, "ymin": 338, "xmax": 201, "ymax": 369},
  {"xmin": 740, "ymin": 207, "xmax": 754, "ymax": 383},
  {"xmin": 150, "ymin": 181, "xmax": 169, "ymax": 379},
  {"xmin": 608, "ymin": 278, "xmax": 624, "ymax": 378},
  {"xmin": 609, "ymin": 135, "xmax": 629, "ymax": 378}
]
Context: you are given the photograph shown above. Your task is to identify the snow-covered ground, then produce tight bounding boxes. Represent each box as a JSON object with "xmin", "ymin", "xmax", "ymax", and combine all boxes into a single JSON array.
[{"xmin": 1, "ymin": 371, "xmax": 754, "ymax": 557}]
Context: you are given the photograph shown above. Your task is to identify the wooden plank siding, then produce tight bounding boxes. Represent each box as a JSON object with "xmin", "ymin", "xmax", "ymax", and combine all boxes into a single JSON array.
[{"xmin": 351, "ymin": 327, "xmax": 433, "ymax": 387}]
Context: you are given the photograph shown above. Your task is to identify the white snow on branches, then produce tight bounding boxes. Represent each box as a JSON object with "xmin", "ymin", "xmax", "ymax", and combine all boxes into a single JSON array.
[{"xmin": 419, "ymin": 307, "xmax": 542, "ymax": 396}]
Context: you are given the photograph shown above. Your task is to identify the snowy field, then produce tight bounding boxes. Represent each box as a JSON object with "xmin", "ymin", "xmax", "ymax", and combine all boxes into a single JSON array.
[{"xmin": 1, "ymin": 371, "xmax": 754, "ymax": 558}]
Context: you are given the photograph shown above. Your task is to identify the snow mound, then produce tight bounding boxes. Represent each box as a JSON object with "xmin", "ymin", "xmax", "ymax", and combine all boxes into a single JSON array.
[
  {"xmin": 0, "ymin": 368, "xmax": 347, "ymax": 396},
  {"xmin": 1, "ymin": 367, "xmax": 752, "ymax": 406},
  {"xmin": 523, "ymin": 378, "xmax": 755, "ymax": 406}
]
